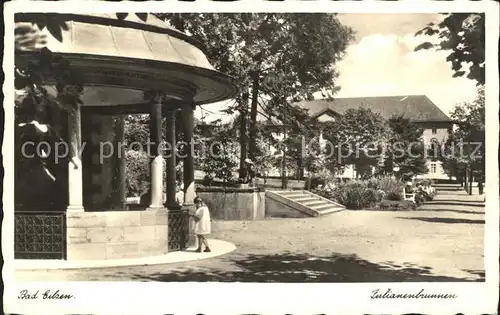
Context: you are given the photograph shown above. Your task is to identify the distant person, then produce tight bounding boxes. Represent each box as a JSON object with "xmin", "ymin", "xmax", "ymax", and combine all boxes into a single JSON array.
[
  {"xmin": 243, "ymin": 158, "xmax": 256, "ymax": 184},
  {"xmin": 404, "ymin": 180, "xmax": 414, "ymax": 193},
  {"xmin": 478, "ymin": 181, "xmax": 484, "ymax": 195},
  {"xmin": 417, "ymin": 184, "xmax": 430, "ymax": 201},
  {"xmin": 175, "ymin": 184, "xmax": 184, "ymax": 206},
  {"xmin": 191, "ymin": 196, "xmax": 211, "ymax": 253}
]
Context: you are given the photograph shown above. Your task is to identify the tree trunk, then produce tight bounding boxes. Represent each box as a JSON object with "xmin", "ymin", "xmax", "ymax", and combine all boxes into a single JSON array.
[
  {"xmin": 281, "ymin": 129, "xmax": 288, "ymax": 189},
  {"xmin": 248, "ymin": 72, "xmax": 259, "ymax": 161},
  {"xmin": 297, "ymin": 157, "xmax": 302, "ymax": 180},
  {"xmin": 468, "ymin": 167, "xmax": 473, "ymax": 195},
  {"xmin": 281, "ymin": 96, "xmax": 289, "ymax": 189},
  {"xmin": 238, "ymin": 91, "xmax": 250, "ymax": 179},
  {"xmin": 463, "ymin": 168, "xmax": 467, "ymax": 192}
]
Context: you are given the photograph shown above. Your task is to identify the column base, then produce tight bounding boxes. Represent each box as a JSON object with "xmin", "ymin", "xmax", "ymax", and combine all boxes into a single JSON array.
[{"xmin": 66, "ymin": 205, "xmax": 85, "ymax": 212}]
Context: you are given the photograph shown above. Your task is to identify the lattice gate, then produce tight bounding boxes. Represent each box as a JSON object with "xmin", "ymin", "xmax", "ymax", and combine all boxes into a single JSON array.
[
  {"xmin": 168, "ymin": 210, "xmax": 189, "ymax": 252},
  {"xmin": 14, "ymin": 211, "xmax": 66, "ymax": 259}
]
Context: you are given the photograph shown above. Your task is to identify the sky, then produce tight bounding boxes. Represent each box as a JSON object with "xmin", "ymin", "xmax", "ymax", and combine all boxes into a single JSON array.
[{"xmin": 196, "ymin": 13, "xmax": 479, "ymax": 123}]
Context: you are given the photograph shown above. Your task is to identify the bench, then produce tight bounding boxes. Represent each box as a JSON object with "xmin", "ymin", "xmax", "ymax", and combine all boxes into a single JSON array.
[{"xmin": 403, "ymin": 187, "xmax": 415, "ymax": 203}]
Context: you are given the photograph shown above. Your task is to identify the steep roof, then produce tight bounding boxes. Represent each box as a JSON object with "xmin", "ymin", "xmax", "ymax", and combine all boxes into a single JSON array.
[{"xmin": 294, "ymin": 95, "xmax": 452, "ymax": 123}]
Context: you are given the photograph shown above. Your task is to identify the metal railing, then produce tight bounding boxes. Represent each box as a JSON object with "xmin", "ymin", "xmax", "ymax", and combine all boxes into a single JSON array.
[
  {"xmin": 14, "ymin": 211, "xmax": 66, "ymax": 259},
  {"xmin": 168, "ymin": 210, "xmax": 189, "ymax": 252}
]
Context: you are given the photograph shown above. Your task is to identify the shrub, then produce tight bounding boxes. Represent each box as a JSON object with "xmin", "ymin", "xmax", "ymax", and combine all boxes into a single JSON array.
[
  {"xmin": 375, "ymin": 189, "xmax": 385, "ymax": 202},
  {"xmin": 366, "ymin": 178, "xmax": 380, "ymax": 190},
  {"xmin": 379, "ymin": 200, "xmax": 417, "ymax": 210},
  {"xmin": 385, "ymin": 191, "xmax": 402, "ymax": 201},
  {"xmin": 125, "ymin": 149, "xmax": 150, "ymax": 197},
  {"xmin": 309, "ymin": 177, "xmax": 326, "ymax": 190},
  {"xmin": 414, "ymin": 192, "xmax": 426, "ymax": 205},
  {"xmin": 311, "ymin": 186, "xmax": 335, "ymax": 200},
  {"xmin": 332, "ymin": 181, "xmax": 378, "ymax": 210},
  {"xmin": 377, "ymin": 176, "xmax": 404, "ymax": 200},
  {"xmin": 365, "ymin": 176, "xmax": 404, "ymax": 200}
]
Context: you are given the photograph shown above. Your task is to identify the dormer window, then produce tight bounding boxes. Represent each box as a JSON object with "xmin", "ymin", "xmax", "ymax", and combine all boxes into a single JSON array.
[{"xmin": 430, "ymin": 162, "xmax": 437, "ymax": 173}]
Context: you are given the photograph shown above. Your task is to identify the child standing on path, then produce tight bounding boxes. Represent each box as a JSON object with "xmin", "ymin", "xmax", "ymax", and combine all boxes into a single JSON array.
[{"xmin": 191, "ymin": 196, "xmax": 211, "ymax": 252}]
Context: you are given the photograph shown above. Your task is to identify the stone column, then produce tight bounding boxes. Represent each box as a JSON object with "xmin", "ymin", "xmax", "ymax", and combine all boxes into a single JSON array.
[
  {"xmin": 149, "ymin": 98, "xmax": 164, "ymax": 209},
  {"xmin": 182, "ymin": 107, "xmax": 196, "ymax": 205},
  {"xmin": 165, "ymin": 109, "xmax": 177, "ymax": 209},
  {"xmin": 182, "ymin": 106, "xmax": 196, "ymax": 247},
  {"xmin": 67, "ymin": 103, "xmax": 84, "ymax": 212},
  {"xmin": 117, "ymin": 116, "xmax": 127, "ymax": 210}
]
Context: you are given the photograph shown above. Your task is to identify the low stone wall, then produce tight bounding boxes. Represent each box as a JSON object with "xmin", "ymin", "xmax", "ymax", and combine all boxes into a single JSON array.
[
  {"xmin": 196, "ymin": 187, "xmax": 265, "ymax": 220},
  {"xmin": 66, "ymin": 210, "xmax": 169, "ymax": 260},
  {"xmin": 254, "ymin": 178, "xmax": 306, "ymax": 190}
]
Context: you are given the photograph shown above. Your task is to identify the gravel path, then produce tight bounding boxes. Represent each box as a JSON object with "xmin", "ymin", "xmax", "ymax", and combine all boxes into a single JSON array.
[{"xmin": 16, "ymin": 191, "xmax": 485, "ymax": 282}]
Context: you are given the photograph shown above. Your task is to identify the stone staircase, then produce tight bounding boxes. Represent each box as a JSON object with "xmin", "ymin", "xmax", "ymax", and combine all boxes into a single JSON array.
[
  {"xmin": 266, "ymin": 190, "xmax": 345, "ymax": 218},
  {"xmin": 433, "ymin": 183, "xmax": 467, "ymax": 195}
]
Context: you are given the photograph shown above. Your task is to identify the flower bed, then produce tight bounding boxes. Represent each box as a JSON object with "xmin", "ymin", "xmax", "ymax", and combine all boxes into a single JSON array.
[
  {"xmin": 377, "ymin": 199, "xmax": 417, "ymax": 210},
  {"xmin": 311, "ymin": 176, "xmax": 438, "ymax": 211}
]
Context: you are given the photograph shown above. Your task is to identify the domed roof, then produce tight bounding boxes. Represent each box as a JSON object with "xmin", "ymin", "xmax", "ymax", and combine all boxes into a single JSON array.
[
  {"xmin": 15, "ymin": 13, "xmax": 239, "ymax": 106},
  {"xmin": 16, "ymin": 12, "xmax": 206, "ymax": 52}
]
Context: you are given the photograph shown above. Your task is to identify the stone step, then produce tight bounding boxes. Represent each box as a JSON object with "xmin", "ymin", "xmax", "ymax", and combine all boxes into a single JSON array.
[
  {"xmin": 266, "ymin": 190, "xmax": 345, "ymax": 218},
  {"xmin": 436, "ymin": 190, "xmax": 468, "ymax": 194},
  {"xmin": 279, "ymin": 190, "xmax": 306, "ymax": 195},
  {"xmin": 302, "ymin": 200, "xmax": 328, "ymax": 207},
  {"xmin": 290, "ymin": 197, "xmax": 319, "ymax": 203},
  {"xmin": 283, "ymin": 192, "xmax": 308, "ymax": 197},
  {"xmin": 279, "ymin": 192, "xmax": 308, "ymax": 198},
  {"xmin": 311, "ymin": 203, "xmax": 336, "ymax": 211}
]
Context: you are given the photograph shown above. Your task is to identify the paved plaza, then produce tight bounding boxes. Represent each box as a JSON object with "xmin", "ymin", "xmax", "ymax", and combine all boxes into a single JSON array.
[{"xmin": 16, "ymin": 191, "xmax": 485, "ymax": 282}]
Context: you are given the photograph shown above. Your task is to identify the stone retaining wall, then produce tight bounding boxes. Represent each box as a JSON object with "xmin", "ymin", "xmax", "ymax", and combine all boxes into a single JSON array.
[
  {"xmin": 196, "ymin": 187, "xmax": 265, "ymax": 220},
  {"xmin": 66, "ymin": 210, "xmax": 168, "ymax": 260}
]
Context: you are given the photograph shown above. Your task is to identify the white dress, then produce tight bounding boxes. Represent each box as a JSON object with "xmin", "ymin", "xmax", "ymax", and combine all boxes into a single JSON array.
[
  {"xmin": 175, "ymin": 191, "xmax": 184, "ymax": 205},
  {"xmin": 194, "ymin": 206, "xmax": 211, "ymax": 235}
]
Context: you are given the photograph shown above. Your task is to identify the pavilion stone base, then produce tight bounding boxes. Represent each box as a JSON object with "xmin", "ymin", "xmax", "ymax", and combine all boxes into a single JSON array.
[
  {"xmin": 66, "ymin": 210, "xmax": 169, "ymax": 260},
  {"xmin": 196, "ymin": 187, "xmax": 266, "ymax": 220}
]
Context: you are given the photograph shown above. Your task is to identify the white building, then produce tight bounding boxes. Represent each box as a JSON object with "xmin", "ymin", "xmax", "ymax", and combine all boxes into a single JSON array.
[{"xmin": 260, "ymin": 95, "xmax": 454, "ymax": 180}]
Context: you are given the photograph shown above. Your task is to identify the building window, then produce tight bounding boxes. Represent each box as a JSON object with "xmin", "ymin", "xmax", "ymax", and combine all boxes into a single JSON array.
[
  {"xmin": 430, "ymin": 163, "xmax": 437, "ymax": 173},
  {"xmin": 431, "ymin": 127, "xmax": 437, "ymax": 134}
]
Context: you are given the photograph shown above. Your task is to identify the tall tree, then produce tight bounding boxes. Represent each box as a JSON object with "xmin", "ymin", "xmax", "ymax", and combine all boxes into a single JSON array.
[
  {"xmin": 415, "ymin": 13, "xmax": 485, "ymax": 85},
  {"xmin": 439, "ymin": 87, "xmax": 485, "ymax": 193},
  {"xmin": 157, "ymin": 13, "xmax": 354, "ymax": 179},
  {"xmin": 322, "ymin": 108, "xmax": 391, "ymax": 179},
  {"xmin": 14, "ymin": 13, "xmax": 355, "ymax": 185},
  {"xmin": 381, "ymin": 115, "xmax": 428, "ymax": 178},
  {"xmin": 196, "ymin": 119, "xmax": 239, "ymax": 186}
]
